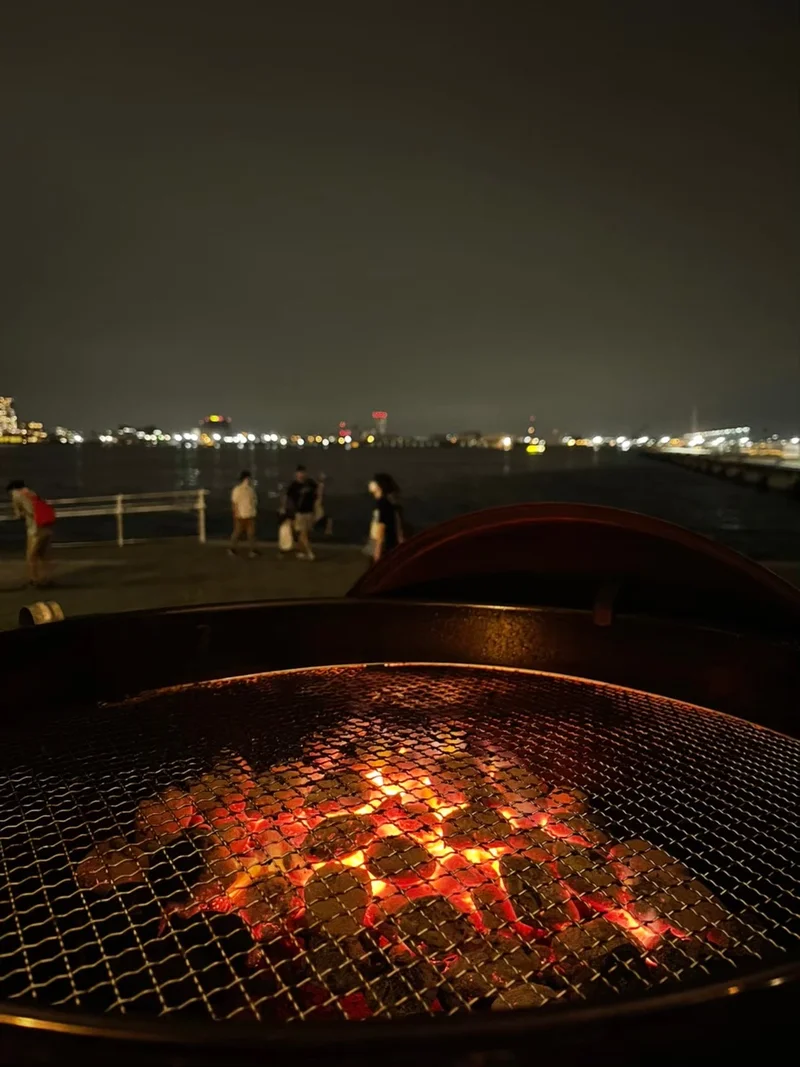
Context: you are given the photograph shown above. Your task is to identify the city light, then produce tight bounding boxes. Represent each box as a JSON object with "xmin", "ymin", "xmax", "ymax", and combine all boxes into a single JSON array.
[{"xmin": 1, "ymin": 397, "xmax": 797, "ymax": 460}]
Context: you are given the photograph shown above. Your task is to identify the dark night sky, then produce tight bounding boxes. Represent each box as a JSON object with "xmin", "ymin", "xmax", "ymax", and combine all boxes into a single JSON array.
[{"xmin": 1, "ymin": 1, "xmax": 798, "ymax": 435}]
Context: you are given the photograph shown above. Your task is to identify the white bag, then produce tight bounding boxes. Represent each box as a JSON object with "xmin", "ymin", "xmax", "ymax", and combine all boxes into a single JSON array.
[{"xmin": 278, "ymin": 519, "xmax": 294, "ymax": 553}]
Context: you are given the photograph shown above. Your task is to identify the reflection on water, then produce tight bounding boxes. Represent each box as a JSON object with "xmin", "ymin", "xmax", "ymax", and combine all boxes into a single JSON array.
[{"xmin": 177, "ymin": 457, "xmax": 201, "ymax": 491}]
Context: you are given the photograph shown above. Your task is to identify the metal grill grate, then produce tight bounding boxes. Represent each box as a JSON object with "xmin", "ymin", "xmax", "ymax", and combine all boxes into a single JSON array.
[{"xmin": 0, "ymin": 664, "xmax": 798, "ymax": 1023}]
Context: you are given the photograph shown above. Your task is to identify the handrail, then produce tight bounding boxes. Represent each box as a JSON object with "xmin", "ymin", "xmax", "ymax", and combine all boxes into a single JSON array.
[
  {"xmin": 1, "ymin": 490, "xmax": 208, "ymax": 506},
  {"xmin": 0, "ymin": 490, "xmax": 208, "ymax": 545}
]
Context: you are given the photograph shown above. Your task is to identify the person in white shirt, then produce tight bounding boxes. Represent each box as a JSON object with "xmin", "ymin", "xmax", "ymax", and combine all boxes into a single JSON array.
[{"xmin": 228, "ymin": 470, "xmax": 258, "ymax": 558}]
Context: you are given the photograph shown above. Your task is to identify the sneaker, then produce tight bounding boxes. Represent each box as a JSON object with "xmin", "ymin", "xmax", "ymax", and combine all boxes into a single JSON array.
[
  {"xmin": 226, "ymin": 548, "xmax": 237, "ymax": 558},
  {"xmin": 247, "ymin": 550, "xmax": 259, "ymax": 559}
]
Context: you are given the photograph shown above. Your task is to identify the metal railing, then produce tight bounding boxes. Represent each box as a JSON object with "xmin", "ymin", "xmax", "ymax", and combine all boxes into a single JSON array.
[{"xmin": 0, "ymin": 490, "xmax": 208, "ymax": 546}]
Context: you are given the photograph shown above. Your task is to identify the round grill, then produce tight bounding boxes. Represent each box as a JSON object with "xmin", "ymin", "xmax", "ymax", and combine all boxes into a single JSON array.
[{"xmin": 1, "ymin": 664, "xmax": 797, "ymax": 1026}]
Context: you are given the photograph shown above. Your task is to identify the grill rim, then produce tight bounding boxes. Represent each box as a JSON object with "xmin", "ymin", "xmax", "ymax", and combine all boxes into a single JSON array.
[
  {"xmin": 1, "ymin": 960, "xmax": 796, "ymax": 1052},
  {"xmin": 3, "ymin": 598, "xmax": 799, "ymax": 733},
  {"xmin": 108, "ymin": 658, "xmax": 800, "ymax": 744}
]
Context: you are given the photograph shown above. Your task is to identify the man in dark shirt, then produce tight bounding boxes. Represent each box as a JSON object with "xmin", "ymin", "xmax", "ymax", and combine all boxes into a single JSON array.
[{"xmin": 284, "ymin": 466, "xmax": 318, "ymax": 560}]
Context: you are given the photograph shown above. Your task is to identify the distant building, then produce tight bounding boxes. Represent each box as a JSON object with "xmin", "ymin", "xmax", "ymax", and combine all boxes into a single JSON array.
[
  {"xmin": 0, "ymin": 398, "xmax": 47, "ymax": 443},
  {"xmin": 54, "ymin": 426, "xmax": 84, "ymax": 444},
  {"xmin": 372, "ymin": 410, "xmax": 388, "ymax": 436},
  {"xmin": 0, "ymin": 397, "xmax": 19, "ymax": 435},
  {"xmin": 335, "ymin": 420, "xmax": 353, "ymax": 444}
]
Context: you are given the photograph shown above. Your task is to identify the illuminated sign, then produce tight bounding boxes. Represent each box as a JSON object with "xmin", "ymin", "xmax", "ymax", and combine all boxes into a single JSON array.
[{"xmin": 372, "ymin": 411, "xmax": 388, "ymax": 420}]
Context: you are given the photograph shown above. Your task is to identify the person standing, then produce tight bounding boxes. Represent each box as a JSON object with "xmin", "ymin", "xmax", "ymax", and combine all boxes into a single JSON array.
[
  {"xmin": 285, "ymin": 465, "xmax": 318, "ymax": 560},
  {"xmin": 228, "ymin": 470, "xmax": 259, "ymax": 558},
  {"xmin": 368, "ymin": 473, "xmax": 403, "ymax": 563},
  {"xmin": 6, "ymin": 479, "xmax": 57, "ymax": 586}
]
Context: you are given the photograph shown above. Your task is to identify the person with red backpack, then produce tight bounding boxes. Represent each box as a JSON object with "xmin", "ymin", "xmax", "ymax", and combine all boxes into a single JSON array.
[{"xmin": 6, "ymin": 480, "xmax": 57, "ymax": 586}]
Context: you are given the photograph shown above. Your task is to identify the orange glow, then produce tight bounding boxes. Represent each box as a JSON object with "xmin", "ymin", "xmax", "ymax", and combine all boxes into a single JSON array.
[
  {"xmin": 452, "ymin": 891, "xmax": 478, "ymax": 914},
  {"xmin": 463, "ymin": 847, "xmax": 494, "ymax": 865},
  {"xmin": 605, "ymin": 908, "xmax": 663, "ymax": 952},
  {"xmin": 375, "ymin": 822, "xmax": 404, "ymax": 838},
  {"xmin": 497, "ymin": 807, "xmax": 522, "ymax": 829},
  {"xmin": 151, "ymin": 742, "xmax": 706, "ymax": 992},
  {"xmin": 339, "ymin": 850, "xmax": 366, "ymax": 868},
  {"xmin": 432, "ymin": 803, "xmax": 462, "ymax": 819},
  {"xmin": 423, "ymin": 837, "xmax": 456, "ymax": 861}
]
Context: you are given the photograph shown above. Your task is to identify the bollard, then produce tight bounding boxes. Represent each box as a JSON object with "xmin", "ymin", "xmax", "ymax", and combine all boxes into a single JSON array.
[{"xmin": 19, "ymin": 601, "xmax": 65, "ymax": 628}]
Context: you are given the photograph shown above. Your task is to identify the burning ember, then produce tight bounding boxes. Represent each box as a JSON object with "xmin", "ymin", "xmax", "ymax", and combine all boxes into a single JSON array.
[{"xmin": 74, "ymin": 727, "xmax": 759, "ymax": 1019}]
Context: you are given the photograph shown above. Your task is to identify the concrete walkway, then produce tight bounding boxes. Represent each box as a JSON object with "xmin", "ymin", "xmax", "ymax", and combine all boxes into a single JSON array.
[
  {"xmin": 0, "ymin": 539, "xmax": 369, "ymax": 630},
  {"xmin": 0, "ymin": 538, "xmax": 798, "ymax": 631}
]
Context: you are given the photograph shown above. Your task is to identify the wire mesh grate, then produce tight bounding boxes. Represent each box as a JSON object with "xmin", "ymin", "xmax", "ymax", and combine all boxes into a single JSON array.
[{"xmin": 0, "ymin": 664, "xmax": 797, "ymax": 1023}]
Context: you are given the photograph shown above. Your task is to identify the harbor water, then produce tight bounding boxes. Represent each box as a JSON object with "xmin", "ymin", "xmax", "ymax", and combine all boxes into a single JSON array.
[{"xmin": 1, "ymin": 444, "xmax": 799, "ymax": 559}]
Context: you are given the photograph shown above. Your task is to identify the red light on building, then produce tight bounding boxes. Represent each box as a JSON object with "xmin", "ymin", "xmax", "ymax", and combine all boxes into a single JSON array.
[{"xmin": 372, "ymin": 411, "xmax": 388, "ymax": 421}]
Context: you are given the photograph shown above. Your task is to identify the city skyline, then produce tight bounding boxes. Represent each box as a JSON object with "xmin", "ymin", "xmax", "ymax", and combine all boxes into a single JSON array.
[
  {"xmin": 1, "ymin": 392, "xmax": 798, "ymax": 446},
  {"xmin": 2, "ymin": 4, "xmax": 797, "ymax": 434}
]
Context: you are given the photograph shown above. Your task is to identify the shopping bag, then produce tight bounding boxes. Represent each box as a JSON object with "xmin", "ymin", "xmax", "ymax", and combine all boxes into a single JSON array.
[{"xmin": 278, "ymin": 518, "xmax": 294, "ymax": 552}]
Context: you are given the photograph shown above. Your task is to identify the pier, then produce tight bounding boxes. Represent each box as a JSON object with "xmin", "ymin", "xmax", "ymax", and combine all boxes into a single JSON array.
[{"xmin": 647, "ymin": 450, "xmax": 800, "ymax": 499}]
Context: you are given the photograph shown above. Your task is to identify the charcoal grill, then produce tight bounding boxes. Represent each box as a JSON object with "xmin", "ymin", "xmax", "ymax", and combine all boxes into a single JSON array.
[{"xmin": 1, "ymin": 506, "xmax": 798, "ymax": 1064}]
